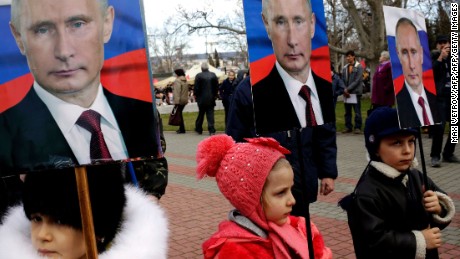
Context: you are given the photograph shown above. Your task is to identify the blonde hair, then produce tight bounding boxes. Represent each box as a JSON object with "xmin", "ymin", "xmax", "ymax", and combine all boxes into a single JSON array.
[
  {"xmin": 261, "ymin": 158, "xmax": 292, "ymax": 205},
  {"xmin": 271, "ymin": 158, "xmax": 291, "ymax": 172},
  {"xmin": 263, "ymin": 158, "xmax": 292, "ymax": 189}
]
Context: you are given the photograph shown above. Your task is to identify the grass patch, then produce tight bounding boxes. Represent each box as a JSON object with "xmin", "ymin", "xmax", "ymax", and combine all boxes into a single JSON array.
[
  {"xmin": 161, "ymin": 98, "xmax": 372, "ymax": 132},
  {"xmin": 161, "ymin": 110, "xmax": 226, "ymax": 132}
]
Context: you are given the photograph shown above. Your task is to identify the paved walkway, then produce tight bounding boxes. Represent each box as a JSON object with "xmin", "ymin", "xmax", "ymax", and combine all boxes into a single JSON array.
[{"xmin": 159, "ymin": 131, "xmax": 460, "ymax": 259}]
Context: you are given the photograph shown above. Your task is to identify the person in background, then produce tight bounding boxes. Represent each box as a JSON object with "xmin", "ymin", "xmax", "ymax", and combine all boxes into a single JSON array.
[
  {"xmin": 226, "ymin": 75, "xmax": 255, "ymax": 143},
  {"xmin": 197, "ymin": 134, "xmax": 332, "ymax": 259},
  {"xmin": 219, "ymin": 70, "xmax": 236, "ymax": 127},
  {"xmin": 371, "ymin": 51, "xmax": 394, "ymax": 109},
  {"xmin": 429, "ymin": 35, "xmax": 457, "ymax": 167},
  {"xmin": 194, "ymin": 62, "xmax": 219, "ymax": 135},
  {"xmin": 362, "ymin": 68, "xmax": 371, "ymax": 94},
  {"xmin": 331, "ymin": 64, "xmax": 345, "ymax": 108},
  {"xmin": 172, "ymin": 68, "xmax": 189, "ymax": 134},
  {"xmin": 232, "ymin": 69, "xmax": 247, "ymax": 90},
  {"xmin": 341, "ymin": 50, "xmax": 364, "ymax": 134},
  {"xmin": 342, "ymin": 107, "xmax": 455, "ymax": 259}
]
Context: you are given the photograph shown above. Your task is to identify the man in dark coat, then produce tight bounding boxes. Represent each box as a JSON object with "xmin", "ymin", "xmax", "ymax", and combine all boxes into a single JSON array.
[
  {"xmin": 218, "ymin": 70, "xmax": 236, "ymax": 127},
  {"xmin": 194, "ymin": 62, "xmax": 219, "ymax": 135},
  {"xmin": 228, "ymin": 0, "xmax": 337, "ymax": 219},
  {"xmin": 429, "ymin": 35, "xmax": 457, "ymax": 167}
]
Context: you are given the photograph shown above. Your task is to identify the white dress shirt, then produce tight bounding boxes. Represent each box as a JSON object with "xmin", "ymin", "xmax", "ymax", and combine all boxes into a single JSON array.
[
  {"xmin": 276, "ymin": 62, "xmax": 324, "ymax": 127},
  {"xmin": 34, "ymin": 82, "xmax": 128, "ymax": 164},
  {"xmin": 405, "ymin": 82, "xmax": 434, "ymax": 126}
]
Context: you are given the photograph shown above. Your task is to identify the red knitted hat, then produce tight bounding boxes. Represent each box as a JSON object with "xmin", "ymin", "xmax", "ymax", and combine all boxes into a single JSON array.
[{"xmin": 196, "ymin": 134, "xmax": 290, "ymax": 217}]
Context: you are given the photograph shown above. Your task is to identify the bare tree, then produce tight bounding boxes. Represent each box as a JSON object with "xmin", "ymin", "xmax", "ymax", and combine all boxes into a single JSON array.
[
  {"xmin": 148, "ymin": 18, "xmax": 189, "ymax": 74},
  {"xmin": 171, "ymin": 0, "xmax": 248, "ymax": 66},
  {"xmin": 326, "ymin": 0, "xmax": 402, "ymax": 75},
  {"xmin": 214, "ymin": 49, "xmax": 221, "ymax": 68},
  {"xmin": 326, "ymin": 0, "xmax": 453, "ymax": 75},
  {"xmin": 151, "ymin": 0, "xmax": 452, "ymax": 76}
]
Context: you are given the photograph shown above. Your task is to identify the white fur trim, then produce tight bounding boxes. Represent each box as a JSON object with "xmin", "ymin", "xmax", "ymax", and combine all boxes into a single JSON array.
[
  {"xmin": 0, "ymin": 185, "xmax": 169, "ymax": 259},
  {"xmin": 0, "ymin": 206, "xmax": 39, "ymax": 259},
  {"xmin": 367, "ymin": 157, "xmax": 418, "ymax": 168},
  {"xmin": 100, "ymin": 185, "xmax": 169, "ymax": 259},
  {"xmin": 432, "ymin": 191, "xmax": 456, "ymax": 224},
  {"xmin": 370, "ymin": 161, "xmax": 409, "ymax": 186},
  {"xmin": 411, "ymin": 230, "xmax": 426, "ymax": 259}
]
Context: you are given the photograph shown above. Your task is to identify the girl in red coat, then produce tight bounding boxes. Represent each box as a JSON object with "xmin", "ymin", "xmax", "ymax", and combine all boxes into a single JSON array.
[{"xmin": 196, "ymin": 134, "xmax": 332, "ymax": 259}]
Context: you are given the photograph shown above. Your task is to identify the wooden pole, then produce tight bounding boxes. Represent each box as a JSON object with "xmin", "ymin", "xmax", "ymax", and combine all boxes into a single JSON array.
[
  {"xmin": 75, "ymin": 166, "xmax": 98, "ymax": 259},
  {"xmin": 417, "ymin": 129, "xmax": 429, "ymax": 191},
  {"xmin": 296, "ymin": 129, "xmax": 315, "ymax": 259}
]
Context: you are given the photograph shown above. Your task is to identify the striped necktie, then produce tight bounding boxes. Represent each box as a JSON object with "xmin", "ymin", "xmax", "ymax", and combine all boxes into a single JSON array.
[
  {"xmin": 299, "ymin": 85, "xmax": 317, "ymax": 127},
  {"xmin": 76, "ymin": 110, "xmax": 112, "ymax": 160},
  {"xmin": 417, "ymin": 96, "xmax": 430, "ymax": 125}
]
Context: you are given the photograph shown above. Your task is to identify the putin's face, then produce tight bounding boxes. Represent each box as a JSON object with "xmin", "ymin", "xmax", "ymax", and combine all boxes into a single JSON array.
[
  {"xmin": 10, "ymin": 0, "xmax": 114, "ymax": 105},
  {"xmin": 396, "ymin": 23, "xmax": 424, "ymax": 90},
  {"xmin": 262, "ymin": 0, "xmax": 315, "ymax": 82}
]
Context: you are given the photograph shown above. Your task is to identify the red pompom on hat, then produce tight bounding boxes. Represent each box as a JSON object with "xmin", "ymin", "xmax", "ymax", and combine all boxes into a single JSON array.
[{"xmin": 196, "ymin": 134, "xmax": 290, "ymax": 217}]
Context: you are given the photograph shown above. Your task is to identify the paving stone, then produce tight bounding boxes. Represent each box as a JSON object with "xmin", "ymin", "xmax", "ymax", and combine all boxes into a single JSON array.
[{"xmin": 162, "ymin": 131, "xmax": 460, "ymax": 258}]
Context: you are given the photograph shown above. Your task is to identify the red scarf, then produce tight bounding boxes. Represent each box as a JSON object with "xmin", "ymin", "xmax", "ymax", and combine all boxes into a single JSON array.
[{"xmin": 247, "ymin": 205, "xmax": 310, "ymax": 258}]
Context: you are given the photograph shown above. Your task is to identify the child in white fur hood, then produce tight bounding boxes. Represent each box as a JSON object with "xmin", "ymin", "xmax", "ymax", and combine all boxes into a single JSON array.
[
  {"xmin": 342, "ymin": 107, "xmax": 455, "ymax": 259},
  {"xmin": 0, "ymin": 164, "xmax": 168, "ymax": 259}
]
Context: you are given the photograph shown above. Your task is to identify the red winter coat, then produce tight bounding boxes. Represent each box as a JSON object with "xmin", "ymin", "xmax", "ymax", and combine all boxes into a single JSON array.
[{"xmin": 202, "ymin": 216, "xmax": 332, "ymax": 259}]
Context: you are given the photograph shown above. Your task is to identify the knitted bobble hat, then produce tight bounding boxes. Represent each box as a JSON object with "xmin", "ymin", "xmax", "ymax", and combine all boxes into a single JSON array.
[{"xmin": 196, "ymin": 134, "xmax": 290, "ymax": 217}]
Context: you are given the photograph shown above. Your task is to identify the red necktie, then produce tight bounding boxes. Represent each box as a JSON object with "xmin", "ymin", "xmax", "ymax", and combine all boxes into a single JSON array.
[
  {"xmin": 417, "ymin": 96, "xmax": 430, "ymax": 125},
  {"xmin": 299, "ymin": 85, "xmax": 317, "ymax": 127},
  {"xmin": 76, "ymin": 110, "xmax": 112, "ymax": 160}
]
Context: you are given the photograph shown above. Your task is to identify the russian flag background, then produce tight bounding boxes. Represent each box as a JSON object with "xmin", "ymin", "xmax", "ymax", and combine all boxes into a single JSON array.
[
  {"xmin": 242, "ymin": 0, "xmax": 332, "ymax": 86},
  {"xmin": 0, "ymin": 0, "xmax": 153, "ymax": 113},
  {"xmin": 383, "ymin": 6, "xmax": 436, "ymax": 96}
]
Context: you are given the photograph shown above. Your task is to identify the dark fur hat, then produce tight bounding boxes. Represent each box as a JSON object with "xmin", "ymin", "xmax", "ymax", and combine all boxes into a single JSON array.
[
  {"xmin": 23, "ymin": 163, "xmax": 126, "ymax": 252},
  {"xmin": 174, "ymin": 68, "xmax": 185, "ymax": 77}
]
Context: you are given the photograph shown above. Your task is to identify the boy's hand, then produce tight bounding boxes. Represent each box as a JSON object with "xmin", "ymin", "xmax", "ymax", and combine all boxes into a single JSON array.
[
  {"xmin": 424, "ymin": 190, "xmax": 442, "ymax": 215},
  {"xmin": 422, "ymin": 227, "xmax": 442, "ymax": 249}
]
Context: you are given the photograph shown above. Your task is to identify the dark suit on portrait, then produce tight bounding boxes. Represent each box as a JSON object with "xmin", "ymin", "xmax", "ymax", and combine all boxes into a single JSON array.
[
  {"xmin": 0, "ymin": 86, "xmax": 160, "ymax": 218},
  {"xmin": 252, "ymin": 65, "xmax": 335, "ymax": 134},
  {"xmin": 396, "ymin": 83, "xmax": 440, "ymax": 129},
  {"xmin": 247, "ymin": 65, "xmax": 337, "ymax": 216}
]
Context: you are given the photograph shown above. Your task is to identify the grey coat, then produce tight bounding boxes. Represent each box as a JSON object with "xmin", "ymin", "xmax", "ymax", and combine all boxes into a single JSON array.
[{"xmin": 342, "ymin": 61, "xmax": 363, "ymax": 95}]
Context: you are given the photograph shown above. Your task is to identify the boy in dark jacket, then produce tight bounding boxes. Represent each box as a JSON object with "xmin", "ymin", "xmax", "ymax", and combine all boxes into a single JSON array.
[{"xmin": 344, "ymin": 107, "xmax": 455, "ymax": 259}]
